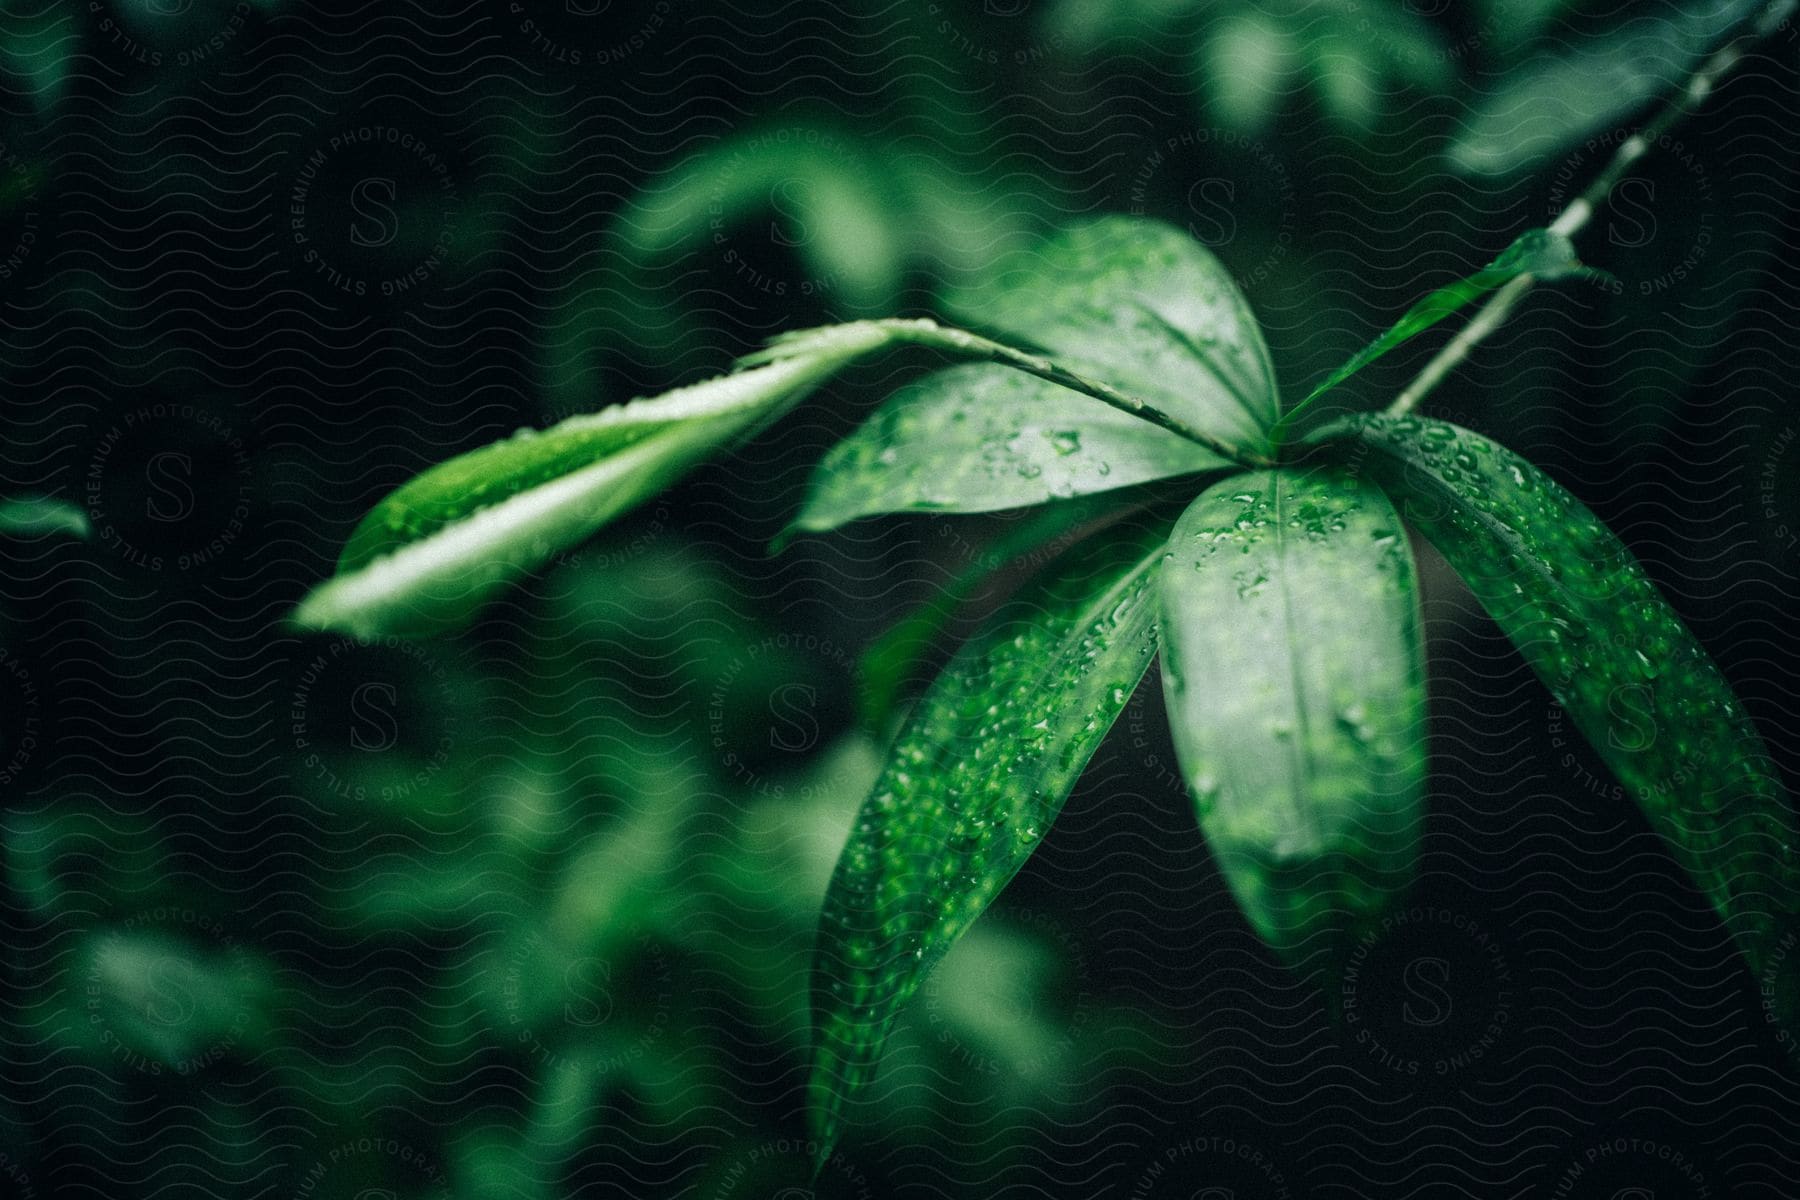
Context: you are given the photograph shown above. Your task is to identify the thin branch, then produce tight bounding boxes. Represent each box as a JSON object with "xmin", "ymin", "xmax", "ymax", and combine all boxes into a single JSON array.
[{"xmin": 1386, "ymin": 0, "xmax": 1797, "ymax": 419}]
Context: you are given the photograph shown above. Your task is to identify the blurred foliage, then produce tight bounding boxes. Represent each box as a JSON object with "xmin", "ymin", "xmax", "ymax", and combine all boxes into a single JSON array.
[{"xmin": 6, "ymin": 538, "xmax": 1143, "ymax": 1196}]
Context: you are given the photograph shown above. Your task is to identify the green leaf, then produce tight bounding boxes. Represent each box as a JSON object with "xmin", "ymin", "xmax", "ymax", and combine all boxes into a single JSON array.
[
  {"xmin": 1159, "ymin": 468, "xmax": 1425, "ymax": 960},
  {"xmin": 615, "ymin": 123, "xmax": 907, "ymax": 313},
  {"xmin": 293, "ymin": 326, "xmax": 898, "ymax": 638},
  {"xmin": 1197, "ymin": 8, "xmax": 1298, "ymax": 133},
  {"xmin": 792, "ymin": 363, "xmax": 1228, "ymax": 532},
  {"xmin": 1285, "ymin": 228, "xmax": 1588, "ymax": 423},
  {"xmin": 1322, "ymin": 414, "xmax": 1800, "ymax": 987},
  {"xmin": 854, "ymin": 492, "xmax": 1126, "ymax": 729},
  {"xmin": 809, "ymin": 513, "xmax": 1171, "ymax": 1162},
  {"xmin": 0, "ymin": 495, "xmax": 89, "ymax": 539},
  {"xmin": 1448, "ymin": 0, "xmax": 1765, "ymax": 175},
  {"xmin": 942, "ymin": 217, "xmax": 1280, "ymax": 450}
]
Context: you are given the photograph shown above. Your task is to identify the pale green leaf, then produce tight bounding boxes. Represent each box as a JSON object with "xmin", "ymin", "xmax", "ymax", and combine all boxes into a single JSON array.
[
  {"xmin": 1323, "ymin": 414, "xmax": 1800, "ymax": 993},
  {"xmin": 1160, "ymin": 468, "xmax": 1424, "ymax": 960},
  {"xmin": 793, "ymin": 363, "xmax": 1228, "ymax": 532},
  {"xmin": 809, "ymin": 513, "xmax": 1171, "ymax": 1163},
  {"xmin": 294, "ymin": 327, "xmax": 897, "ymax": 638}
]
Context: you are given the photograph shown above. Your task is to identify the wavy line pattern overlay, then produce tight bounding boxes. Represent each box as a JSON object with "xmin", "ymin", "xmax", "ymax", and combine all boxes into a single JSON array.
[{"xmin": 1, "ymin": 1, "xmax": 1797, "ymax": 1197}]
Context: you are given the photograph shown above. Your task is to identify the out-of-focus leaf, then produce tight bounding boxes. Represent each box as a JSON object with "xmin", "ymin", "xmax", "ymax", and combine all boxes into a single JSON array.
[
  {"xmin": 1284, "ymin": 227, "xmax": 1590, "ymax": 424},
  {"xmin": 942, "ymin": 217, "xmax": 1281, "ymax": 451},
  {"xmin": 1449, "ymin": 0, "xmax": 1765, "ymax": 175},
  {"xmin": 1047, "ymin": 0, "xmax": 1197, "ymax": 48},
  {"xmin": 79, "ymin": 929, "xmax": 270, "ymax": 1069},
  {"xmin": 1313, "ymin": 33, "xmax": 1384, "ymax": 129},
  {"xmin": 1159, "ymin": 468, "xmax": 1424, "ymax": 959},
  {"xmin": 0, "ymin": 2, "xmax": 74, "ymax": 109},
  {"xmin": 292, "ymin": 325, "xmax": 899, "ymax": 638},
  {"xmin": 1199, "ymin": 9, "xmax": 1298, "ymax": 132},
  {"xmin": 855, "ymin": 492, "xmax": 1124, "ymax": 728},
  {"xmin": 808, "ymin": 513, "xmax": 1171, "ymax": 1164},
  {"xmin": 615, "ymin": 124, "xmax": 906, "ymax": 312},
  {"xmin": 1323, "ymin": 414, "xmax": 1800, "ymax": 996},
  {"xmin": 0, "ymin": 494, "xmax": 88, "ymax": 539},
  {"xmin": 792, "ymin": 363, "xmax": 1228, "ymax": 532}
]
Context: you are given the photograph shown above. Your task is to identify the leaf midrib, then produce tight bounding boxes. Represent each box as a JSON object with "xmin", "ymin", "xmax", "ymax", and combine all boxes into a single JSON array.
[{"xmin": 1269, "ymin": 472, "xmax": 1316, "ymax": 837}]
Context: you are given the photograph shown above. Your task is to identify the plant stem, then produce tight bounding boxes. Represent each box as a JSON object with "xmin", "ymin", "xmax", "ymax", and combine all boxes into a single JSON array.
[
  {"xmin": 879, "ymin": 318, "xmax": 1277, "ymax": 468},
  {"xmin": 1386, "ymin": 0, "xmax": 1796, "ymax": 418}
]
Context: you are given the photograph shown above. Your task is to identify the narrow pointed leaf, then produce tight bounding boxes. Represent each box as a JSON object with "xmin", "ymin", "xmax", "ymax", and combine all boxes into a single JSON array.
[
  {"xmin": 1287, "ymin": 228, "xmax": 1590, "ymax": 421},
  {"xmin": 1159, "ymin": 468, "xmax": 1425, "ymax": 960},
  {"xmin": 793, "ymin": 364, "xmax": 1228, "ymax": 532},
  {"xmin": 1322, "ymin": 414, "xmax": 1800, "ymax": 988},
  {"xmin": 809, "ymin": 513, "xmax": 1171, "ymax": 1162},
  {"xmin": 942, "ymin": 217, "xmax": 1280, "ymax": 449},
  {"xmin": 292, "ymin": 326, "xmax": 898, "ymax": 638}
]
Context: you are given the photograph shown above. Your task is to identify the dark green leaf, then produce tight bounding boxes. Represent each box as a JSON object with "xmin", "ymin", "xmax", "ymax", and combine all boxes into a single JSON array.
[
  {"xmin": 809, "ymin": 514, "xmax": 1171, "ymax": 1162},
  {"xmin": 1159, "ymin": 468, "xmax": 1425, "ymax": 960},
  {"xmin": 1322, "ymin": 414, "xmax": 1800, "ymax": 989},
  {"xmin": 1287, "ymin": 228, "xmax": 1587, "ymax": 420},
  {"xmin": 792, "ymin": 364, "xmax": 1228, "ymax": 532},
  {"xmin": 293, "ymin": 326, "xmax": 900, "ymax": 638},
  {"xmin": 942, "ymin": 217, "xmax": 1280, "ymax": 451}
]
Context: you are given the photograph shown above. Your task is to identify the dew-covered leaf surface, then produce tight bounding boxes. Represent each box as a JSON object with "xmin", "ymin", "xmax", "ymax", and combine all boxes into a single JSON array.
[
  {"xmin": 808, "ymin": 512, "xmax": 1172, "ymax": 1163},
  {"xmin": 1159, "ymin": 467, "xmax": 1425, "ymax": 962},
  {"xmin": 942, "ymin": 217, "xmax": 1280, "ymax": 449},
  {"xmin": 1323, "ymin": 413, "xmax": 1800, "ymax": 987},
  {"xmin": 793, "ymin": 363, "xmax": 1228, "ymax": 530},
  {"xmin": 293, "ymin": 326, "xmax": 898, "ymax": 638}
]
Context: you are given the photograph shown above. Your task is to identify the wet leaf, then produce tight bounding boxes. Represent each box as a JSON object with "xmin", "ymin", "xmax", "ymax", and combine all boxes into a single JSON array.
[
  {"xmin": 808, "ymin": 513, "xmax": 1172, "ymax": 1164},
  {"xmin": 292, "ymin": 325, "xmax": 900, "ymax": 638},
  {"xmin": 1322, "ymin": 413, "xmax": 1800, "ymax": 992},
  {"xmin": 792, "ymin": 363, "xmax": 1228, "ymax": 532},
  {"xmin": 941, "ymin": 217, "xmax": 1280, "ymax": 450},
  {"xmin": 1159, "ymin": 468, "xmax": 1424, "ymax": 961}
]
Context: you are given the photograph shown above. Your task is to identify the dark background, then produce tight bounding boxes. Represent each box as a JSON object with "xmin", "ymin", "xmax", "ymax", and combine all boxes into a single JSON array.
[{"xmin": 2, "ymin": 0, "xmax": 1798, "ymax": 1196}]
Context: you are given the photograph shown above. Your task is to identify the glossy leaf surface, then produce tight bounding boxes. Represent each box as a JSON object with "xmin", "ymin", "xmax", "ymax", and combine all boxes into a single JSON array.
[
  {"xmin": 809, "ymin": 514, "xmax": 1171, "ymax": 1161},
  {"xmin": 1159, "ymin": 468, "xmax": 1425, "ymax": 959},
  {"xmin": 794, "ymin": 363, "xmax": 1227, "ymax": 531},
  {"xmin": 942, "ymin": 217, "xmax": 1280, "ymax": 449},
  {"xmin": 293, "ymin": 326, "xmax": 897, "ymax": 638},
  {"xmin": 1325, "ymin": 414, "xmax": 1800, "ymax": 983}
]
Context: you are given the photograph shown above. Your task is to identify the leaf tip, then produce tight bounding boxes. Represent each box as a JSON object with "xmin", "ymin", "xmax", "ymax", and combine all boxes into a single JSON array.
[
  {"xmin": 768, "ymin": 522, "xmax": 807, "ymax": 556},
  {"xmin": 288, "ymin": 578, "xmax": 365, "ymax": 639}
]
